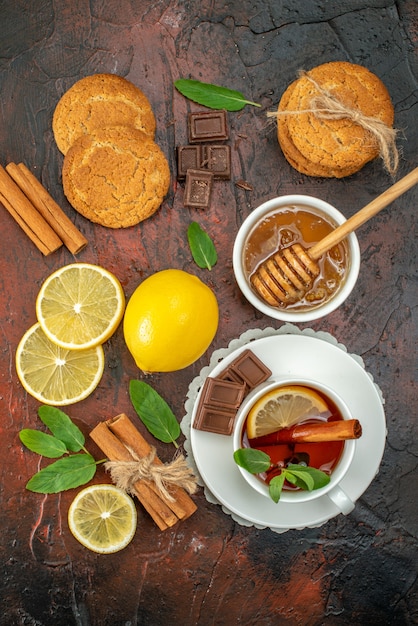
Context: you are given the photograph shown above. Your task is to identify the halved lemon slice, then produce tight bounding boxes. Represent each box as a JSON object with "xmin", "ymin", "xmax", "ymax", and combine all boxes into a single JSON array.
[
  {"xmin": 68, "ymin": 484, "xmax": 137, "ymax": 554},
  {"xmin": 36, "ymin": 263, "xmax": 125, "ymax": 350},
  {"xmin": 246, "ymin": 385, "xmax": 329, "ymax": 439},
  {"xmin": 15, "ymin": 323, "xmax": 104, "ymax": 405}
]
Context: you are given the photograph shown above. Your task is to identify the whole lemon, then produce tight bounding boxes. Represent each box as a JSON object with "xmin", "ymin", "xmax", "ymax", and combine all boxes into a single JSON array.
[{"xmin": 123, "ymin": 269, "xmax": 219, "ymax": 372}]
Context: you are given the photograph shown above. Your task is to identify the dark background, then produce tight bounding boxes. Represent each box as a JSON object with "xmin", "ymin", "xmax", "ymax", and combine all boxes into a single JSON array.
[{"xmin": 0, "ymin": 1, "xmax": 417, "ymax": 624}]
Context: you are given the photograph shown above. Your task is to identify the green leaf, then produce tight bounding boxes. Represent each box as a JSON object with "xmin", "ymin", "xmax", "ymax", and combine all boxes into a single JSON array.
[
  {"xmin": 19, "ymin": 429, "xmax": 68, "ymax": 458},
  {"xmin": 285, "ymin": 464, "xmax": 330, "ymax": 491},
  {"xmin": 174, "ymin": 79, "xmax": 261, "ymax": 111},
  {"xmin": 38, "ymin": 406, "xmax": 85, "ymax": 452},
  {"xmin": 25, "ymin": 454, "xmax": 97, "ymax": 494},
  {"xmin": 129, "ymin": 380, "xmax": 180, "ymax": 446},
  {"xmin": 269, "ymin": 473, "xmax": 286, "ymax": 503},
  {"xmin": 233, "ymin": 448, "xmax": 271, "ymax": 474},
  {"xmin": 187, "ymin": 222, "xmax": 218, "ymax": 270}
]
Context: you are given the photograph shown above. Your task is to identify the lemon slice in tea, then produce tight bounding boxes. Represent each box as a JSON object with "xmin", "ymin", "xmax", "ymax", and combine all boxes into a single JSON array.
[
  {"xmin": 246, "ymin": 385, "xmax": 329, "ymax": 439},
  {"xmin": 15, "ymin": 323, "xmax": 104, "ymax": 406},
  {"xmin": 68, "ymin": 484, "xmax": 137, "ymax": 554},
  {"xmin": 36, "ymin": 263, "xmax": 125, "ymax": 350}
]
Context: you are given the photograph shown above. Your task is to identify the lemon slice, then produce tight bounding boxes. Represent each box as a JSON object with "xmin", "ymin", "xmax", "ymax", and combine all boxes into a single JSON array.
[
  {"xmin": 15, "ymin": 323, "xmax": 104, "ymax": 406},
  {"xmin": 68, "ymin": 484, "xmax": 137, "ymax": 554},
  {"xmin": 246, "ymin": 385, "xmax": 329, "ymax": 439},
  {"xmin": 36, "ymin": 263, "xmax": 125, "ymax": 350}
]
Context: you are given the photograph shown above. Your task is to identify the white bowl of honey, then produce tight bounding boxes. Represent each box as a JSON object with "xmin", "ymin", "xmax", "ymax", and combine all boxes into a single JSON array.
[{"xmin": 233, "ymin": 195, "xmax": 361, "ymax": 322}]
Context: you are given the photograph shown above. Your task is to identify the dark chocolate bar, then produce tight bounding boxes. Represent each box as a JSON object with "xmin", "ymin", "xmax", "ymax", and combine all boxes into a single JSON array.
[
  {"xmin": 188, "ymin": 110, "xmax": 228, "ymax": 143},
  {"xmin": 184, "ymin": 169, "xmax": 213, "ymax": 208}
]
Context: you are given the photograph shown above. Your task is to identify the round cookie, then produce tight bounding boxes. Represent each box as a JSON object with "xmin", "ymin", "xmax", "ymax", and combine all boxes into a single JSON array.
[
  {"xmin": 53, "ymin": 74, "xmax": 156, "ymax": 154},
  {"xmin": 62, "ymin": 126, "xmax": 170, "ymax": 228},
  {"xmin": 284, "ymin": 62, "xmax": 394, "ymax": 175},
  {"xmin": 277, "ymin": 79, "xmax": 358, "ymax": 178}
]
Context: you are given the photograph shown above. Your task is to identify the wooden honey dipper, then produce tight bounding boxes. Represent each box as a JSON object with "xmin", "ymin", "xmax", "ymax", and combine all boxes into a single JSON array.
[{"xmin": 251, "ymin": 167, "xmax": 418, "ymax": 307}]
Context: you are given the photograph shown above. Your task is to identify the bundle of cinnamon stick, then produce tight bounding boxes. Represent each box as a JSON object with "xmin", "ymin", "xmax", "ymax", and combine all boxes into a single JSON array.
[
  {"xmin": 90, "ymin": 413, "xmax": 197, "ymax": 531},
  {"xmin": 0, "ymin": 162, "xmax": 87, "ymax": 255}
]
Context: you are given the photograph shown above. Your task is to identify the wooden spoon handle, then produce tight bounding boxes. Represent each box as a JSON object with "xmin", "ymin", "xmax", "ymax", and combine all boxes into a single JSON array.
[{"xmin": 309, "ymin": 167, "xmax": 418, "ymax": 260}]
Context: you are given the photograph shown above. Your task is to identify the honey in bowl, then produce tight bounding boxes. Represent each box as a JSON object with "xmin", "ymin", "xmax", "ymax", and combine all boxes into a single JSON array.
[{"xmin": 243, "ymin": 205, "xmax": 349, "ymax": 310}]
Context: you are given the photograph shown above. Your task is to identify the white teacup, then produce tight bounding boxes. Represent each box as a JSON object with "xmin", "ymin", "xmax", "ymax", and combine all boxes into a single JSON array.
[{"xmin": 233, "ymin": 377, "xmax": 356, "ymax": 514}]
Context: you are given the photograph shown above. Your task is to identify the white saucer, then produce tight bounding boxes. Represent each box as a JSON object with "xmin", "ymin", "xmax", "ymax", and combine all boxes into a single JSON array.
[{"xmin": 182, "ymin": 329, "xmax": 386, "ymax": 531}]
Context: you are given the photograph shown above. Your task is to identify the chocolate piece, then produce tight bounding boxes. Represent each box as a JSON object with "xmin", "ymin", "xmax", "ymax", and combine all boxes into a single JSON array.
[
  {"xmin": 177, "ymin": 145, "xmax": 231, "ymax": 181},
  {"xmin": 204, "ymin": 145, "xmax": 231, "ymax": 179},
  {"xmin": 193, "ymin": 352, "xmax": 271, "ymax": 436},
  {"xmin": 201, "ymin": 377, "xmax": 246, "ymax": 409},
  {"xmin": 219, "ymin": 349, "xmax": 272, "ymax": 390},
  {"xmin": 193, "ymin": 376, "xmax": 246, "ymax": 435},
  {"xmin": 184, "ymin": 169, "xmax": 213, "ymax": 208},
  {"xmin": 188, "ymin": 110, "xmax": 228, "ymax": 143},
  {"xmin": 192, "ymin": 405, "xmax": 236, "ymax": 436},
  {"xmin": 229, "ymin": 349, "xmax": 272, "ymax": 388},
  {"xmin": 177, "ymin": 145, "xmax": 202, "ymax": 179}
]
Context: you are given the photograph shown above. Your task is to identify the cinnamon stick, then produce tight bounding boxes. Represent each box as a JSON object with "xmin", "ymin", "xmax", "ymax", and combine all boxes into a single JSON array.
[
  {"xmin": 6, "ymin": 162, "xmax": 87, "ymax": 254},
  {"xmin": 90, "ymin": 421, "xmax": 177, "ymax": 531},
  {"xmin": 90, "ymin": 415, "xmax": 197, "ymax": 530},
  {"xmin": 0, "ymin": 165, "xmax": 63, "ymax": 255},
  {"xmin": 107, "ymin": 413, "xmax": 197, "ymax": 521},
  {"xmin": 249, "ymin": 419, "xmax": 362, "ymax": 446}
]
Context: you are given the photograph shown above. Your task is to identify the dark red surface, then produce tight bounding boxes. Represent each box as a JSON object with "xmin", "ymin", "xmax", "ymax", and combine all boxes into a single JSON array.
[{"xmin": 0, "ymin": 2, "xmax": 417, "ymax": 625}]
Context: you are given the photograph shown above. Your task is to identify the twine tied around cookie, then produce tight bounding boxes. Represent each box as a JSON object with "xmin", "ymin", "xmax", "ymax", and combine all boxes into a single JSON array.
[
  {"xmin": 105, "ymin": 447, "xmax": 198, "ymax": 502},
  {"xmin": 268, "ymin": 70, "xmax": 399, "ymax": 176}
]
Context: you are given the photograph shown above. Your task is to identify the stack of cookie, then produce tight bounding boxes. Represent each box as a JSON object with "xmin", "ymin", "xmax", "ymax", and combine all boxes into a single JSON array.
[
  {"xmin": 53, "ymin": 74, "xmax": 170, "ymax": 228},
  {"xmin": 277, "ymin": 61, "xmax": 395, "ymax": 178}
]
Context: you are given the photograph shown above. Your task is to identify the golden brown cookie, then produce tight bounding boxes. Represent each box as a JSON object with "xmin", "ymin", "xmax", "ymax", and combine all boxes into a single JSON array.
[
  {"xmin": 62, "ymin": 126, "xmax": 170, "ymax": 228},
  {"xmin": 277, "ymin": 62, "xmax": 394, "ymax": 178},
  {"xmin": 53, "ymin": 74, "xmax": 156, "ymax": 154}
]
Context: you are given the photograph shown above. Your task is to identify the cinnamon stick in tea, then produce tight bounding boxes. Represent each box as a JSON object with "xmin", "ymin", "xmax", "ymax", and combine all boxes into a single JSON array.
[
  {"xmin": 0, "ymin": 165, "xmax": 63, "ymax": 255},
  {"xmin": 6, "ymin": 162, "xmax": 88, "ymax": 254},
  {"xmin": 249, "ymin": 419, "xmax": 362, "ymax": 446}
]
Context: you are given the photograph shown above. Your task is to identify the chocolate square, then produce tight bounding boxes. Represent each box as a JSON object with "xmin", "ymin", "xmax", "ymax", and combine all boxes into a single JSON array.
[
  {"xmin": 200, "ymin": 377, "xmax": 246, "ymax": 409},
  {"xmin": 204, "ymin": 145, "xmax": 231, "ymax": 179},
  {"xmin": 188, "ymin": 110, "xmax": 228, "ymax": 143},
  {"xmin": 177, "ymin": 145, "xmax": 202, "ymax": 179},
  {"xmin": 184, "ymin": 169, "xmax": 213, "ymax": 208},
  {"xmin": 229, "ymin": 349, "xmax": 272, "ymax": 388},
  {"xmin": 192, "ymin": 405, "xmax": 236, "ymax": 436}
]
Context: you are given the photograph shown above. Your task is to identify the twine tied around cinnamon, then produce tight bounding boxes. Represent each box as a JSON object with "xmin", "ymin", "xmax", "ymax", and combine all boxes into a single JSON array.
[
  {"xmin": 268, "ymin": 70, "xmax": 399, "ymax": 176},
  {"xmin": 105, "ymin": 446, "xmax": 198, "ymax": 502}
]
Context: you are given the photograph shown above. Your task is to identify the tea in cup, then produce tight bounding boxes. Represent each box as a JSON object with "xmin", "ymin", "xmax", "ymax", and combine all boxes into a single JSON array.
[{"xmin": 233, "ymin": 377, "xmax": 360, "ymax": 514}]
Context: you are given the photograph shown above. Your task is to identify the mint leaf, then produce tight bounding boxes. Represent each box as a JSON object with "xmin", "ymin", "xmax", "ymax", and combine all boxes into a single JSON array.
[
  {"xmin": 269, "ymin": 473, "xmax": 286, "ymax": 503},
  {"xmin": 285, "ymin": 468, "xmax": 315, "ymax": 491},
  {"xmin": 174, "ymin": 79, "xmax": 261, "ymax": 111},
  {"xmin": 187, "ymin": 222, "xmax": 218, "ymax": 270},
  {"xmin": 286, "ymin": 464, "xmax": 330, "ymax": 490},
  {"xmin": 19, "ymin": 429, "xmax": 68, "ymax": 458},
  {"xmin": 129, "ymin": 380, "xmax": 180, "ymax": 446},
  {"xmin": 25, "ymin": 454, "xmax": 97, "ymax": 493},
  {"xmin": 233, "ymin": 448, "xmax": 271, "ymax": 474},
  {"xmin": 38, "ymin": 405, "xmax": 85, "ymax": 452}
]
